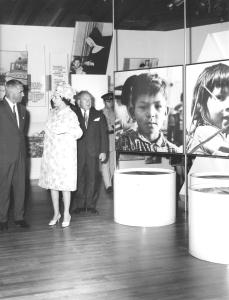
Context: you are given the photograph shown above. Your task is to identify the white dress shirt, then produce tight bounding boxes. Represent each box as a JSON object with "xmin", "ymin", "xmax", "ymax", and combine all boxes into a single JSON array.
[
  {"xmin": 5, "ymin": 97, "xmax": 19, "ymax": 127},
  {"xmin": 81, "ymin": 108, "xmax": 89, "ymax": 128}
]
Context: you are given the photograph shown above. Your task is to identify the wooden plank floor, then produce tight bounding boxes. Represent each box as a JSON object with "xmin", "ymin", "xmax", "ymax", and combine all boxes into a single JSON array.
[{"xmin": 0, "ymin": 182, "xmax": 229, "ymax": 300}]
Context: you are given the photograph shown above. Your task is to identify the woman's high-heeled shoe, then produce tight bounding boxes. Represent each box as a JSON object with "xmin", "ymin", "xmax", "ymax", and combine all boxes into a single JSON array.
[
  {"xmin": 62, "ymin": 215, "xmax": 71, "ymax": 228},
  {"xmin": 48, "ymin": 214, "xmax": 61, "ymax": 226}
]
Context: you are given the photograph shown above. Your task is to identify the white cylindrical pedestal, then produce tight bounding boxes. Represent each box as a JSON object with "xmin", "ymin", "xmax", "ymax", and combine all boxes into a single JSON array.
[
  {"xmin": 114, "ymin": 168, "xmax": 176, "ymax": 227},
  {"xmin": 189, "ymin": 172, "xmax": 229, "ymax": 264}
]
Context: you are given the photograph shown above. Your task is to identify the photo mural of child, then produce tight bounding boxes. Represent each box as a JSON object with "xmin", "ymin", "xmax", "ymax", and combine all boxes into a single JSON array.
[
  {"xmin": 116, "ymin": 73, "xmax": 181, "ymax": 153},
  {"xmin": 187, "ymin": 62, "xmax": 229, "ymax": 156}
]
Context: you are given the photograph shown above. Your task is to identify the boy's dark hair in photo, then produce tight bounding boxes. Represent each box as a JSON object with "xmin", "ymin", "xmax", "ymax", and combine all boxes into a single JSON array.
[
  {"xmin": 120, "ymin": 73, "xmax": 168, "ymax": 112},
  {"xmin": 130, "ymin": 73, "xmax": 167, "ymax": 109},
  {"xmin": 120, "ymin": 75, "xmax": 137, "ymax": 107}
]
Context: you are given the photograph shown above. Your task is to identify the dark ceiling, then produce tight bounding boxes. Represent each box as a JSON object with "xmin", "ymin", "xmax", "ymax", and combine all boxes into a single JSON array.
[
  {"xmin": 115, "ymin": 0, "xmax": 229, "ymax": 30},
  {"xmin": 0, "ymin": 0, "xmax": 228, "ymax": 31},
  {"xmin": 0, "ymin": 0, "xmax": 112, "ymax": 27}
]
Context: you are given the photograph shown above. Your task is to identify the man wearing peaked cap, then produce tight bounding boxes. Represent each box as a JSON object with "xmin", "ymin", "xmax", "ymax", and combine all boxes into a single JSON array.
[{"xmin": 101, "ymin": 92, "xmax": 115, "ymax": 194}]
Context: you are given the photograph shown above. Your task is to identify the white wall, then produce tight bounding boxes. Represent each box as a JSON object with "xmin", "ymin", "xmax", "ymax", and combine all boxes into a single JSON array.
[
  {"xmin": 0, "ymin": 24, "xmax": 74, "ymax": 134},
  {"xmin": 116, "ymin": 21, "xmax": 229, "ymax": 69},
  {"xmin": 0, "ymin": 25, "xmax": 74, "ymax": 179},
  {"xmin": 189, "ymin": 22, "xmax": 229, "ymax": 63},
  {"xmin": 116, "ymin": 30, "xmax": 169, "ymax": 69},
  {"xmin": 164, "ymin": 22, "xmax": 229, "ymax": 65}
]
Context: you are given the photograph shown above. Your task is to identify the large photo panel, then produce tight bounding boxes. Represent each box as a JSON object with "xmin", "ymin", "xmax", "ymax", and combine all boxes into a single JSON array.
[
  {"xmin": 115, "ymin": 65, "xmax": 183, "ymax": 154},
  {"xmin": 186, "ymin": 59, "xmax": 229, "ymax": 157},
  {"xmin": 71, "ymin": 21, "xmax": 112, "ymax": 75}
]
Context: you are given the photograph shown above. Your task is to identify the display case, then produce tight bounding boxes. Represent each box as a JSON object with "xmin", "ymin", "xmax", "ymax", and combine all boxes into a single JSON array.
[
  {"xmin": 189, "ymin": 172, "xmax": 229, "ymax": 264},
  {"xmin": 114, "ymin": 168, "xmax": 176, "ymax": 227}
]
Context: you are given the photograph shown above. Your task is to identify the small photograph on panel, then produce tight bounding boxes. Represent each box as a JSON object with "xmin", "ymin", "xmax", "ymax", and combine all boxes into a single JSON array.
[
  {"xmin": 70, "ymin": 21, "xmax": 112, "ymax": 75},
  {"xmin": 115, "ymin": 65, "xmax": 183, "ymax": 154},
  {"xmin": 186, "ymin": 59, "xmax": 229, "ymax": 157},
  {"xmin": 123, "ymin": 57, "xmax": 159, "ymax": 71}
]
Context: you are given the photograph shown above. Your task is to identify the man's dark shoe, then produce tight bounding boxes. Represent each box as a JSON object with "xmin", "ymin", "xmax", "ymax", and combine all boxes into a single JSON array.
[
  {"xmin": 88, "ymin": 208, "xmax": 99, "ymax": 214},
  {"xmin": 14, "ymin": 220, "xmax": 30, "ymax": 228},
  {"xmin": 0, "ymin": 222, "xmax": 8, "ymax": 231}
]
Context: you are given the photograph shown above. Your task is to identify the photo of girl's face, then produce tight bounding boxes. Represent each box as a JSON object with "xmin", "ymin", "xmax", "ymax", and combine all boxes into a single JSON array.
[
  {"xmin": 206, "ymin": 86, "xmax": 229, "ymax": 132},
  {"xmin": 133, "ymin": 92, "xmax": 167, "ymax": 141}
]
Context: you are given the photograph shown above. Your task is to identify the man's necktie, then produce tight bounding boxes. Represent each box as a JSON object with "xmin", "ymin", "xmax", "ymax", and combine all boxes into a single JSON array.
[
  {"xmin": 13, "ymin": 104, "xmax": 18, "ymax": 127},
  {"xmin": 84, "ymin": 110, "xmax": 88, "ymax": 128}
]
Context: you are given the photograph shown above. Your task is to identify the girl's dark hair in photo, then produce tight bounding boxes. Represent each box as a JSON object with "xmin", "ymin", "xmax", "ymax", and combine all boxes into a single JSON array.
[{"xmin": 191, "ymin": 63, "xmax": 229, "ymax": 126}]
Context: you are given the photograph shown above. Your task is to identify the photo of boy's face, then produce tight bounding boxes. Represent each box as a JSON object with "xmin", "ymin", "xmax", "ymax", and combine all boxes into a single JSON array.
[
  {"xmin": 206, "ymin": 86, "xmax": 229, "ymax": 132},
  {"xmin": 115, "ymin": 65, "xmax": 183, "ymax": 154},
  {"xmin": 133, "ymin": 92, "xmax": 167, "ymax": 141}
]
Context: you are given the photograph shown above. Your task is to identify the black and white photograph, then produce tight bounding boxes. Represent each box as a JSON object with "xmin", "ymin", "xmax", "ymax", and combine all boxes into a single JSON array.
[
  {"xmin": 115, "ymin": 65, "xmax": 183, "ymax": 154},
  {"xmin": 0, "ymin": 50, "xmax": 28, "ymax": 100},
  {"xmin": 123, "ymin": 57, "xmax": 159, "ymax": 70},
  {"xmin": 186, "ymin": 59, "xmax": 229, "ymax": 157},
  {"xmin": 2, "ymin": 0, "xmax": 229, "ymax": 299},
  {"xmin": 71, "ymin": 21, "xmax": 112, "ymax": 75}
]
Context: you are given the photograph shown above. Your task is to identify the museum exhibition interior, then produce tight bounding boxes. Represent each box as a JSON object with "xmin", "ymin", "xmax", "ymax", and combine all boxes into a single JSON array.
[{"xmin": 1, "ymin": 0, "xmax": 229, "ymax": 299}]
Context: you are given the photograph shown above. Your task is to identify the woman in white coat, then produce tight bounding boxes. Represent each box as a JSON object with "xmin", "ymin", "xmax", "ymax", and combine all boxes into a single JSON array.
[{"xmin": 39, "ymin": 83, "xmax": 82, "ymax": 227}]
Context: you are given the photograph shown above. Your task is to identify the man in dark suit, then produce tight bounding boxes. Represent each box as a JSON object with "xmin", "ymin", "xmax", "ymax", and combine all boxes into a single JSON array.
[
  {"xmin": 72, "ymin": 90, "xmax": 108, "ymax": 214},
  {"xmin": 0, "ymin": 79, "xmax": 29, "ymax": 230}
]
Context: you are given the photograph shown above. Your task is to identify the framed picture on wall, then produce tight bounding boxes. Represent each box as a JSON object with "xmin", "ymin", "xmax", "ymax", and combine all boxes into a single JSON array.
[
  {"xmin": 186, "ymin": 59, "xmax": 229, "ymax": 157},
  {"xmin": 115, "ymin": 65, "xmax": 183, "ymax": 155},
  {"xmin": 0, "ymin": 50, "xmax": 28, "ymax": 101},
  {"xmin": 71, "ymin": 21, "xmax": 112, "ymax": 75},
  {"xmin": 123, "ymin": 57, "xmax": 159, "ymax": 71}
]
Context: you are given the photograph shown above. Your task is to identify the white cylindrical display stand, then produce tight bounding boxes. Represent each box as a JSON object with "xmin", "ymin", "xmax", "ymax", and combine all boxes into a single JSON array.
[
  {"xmin": 189, "ymin": 172, "xmax": 229, "ymax": 264},
  {"xmin": 114, "ymin": 168, "xmax": 176, "ymax": 227}
]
